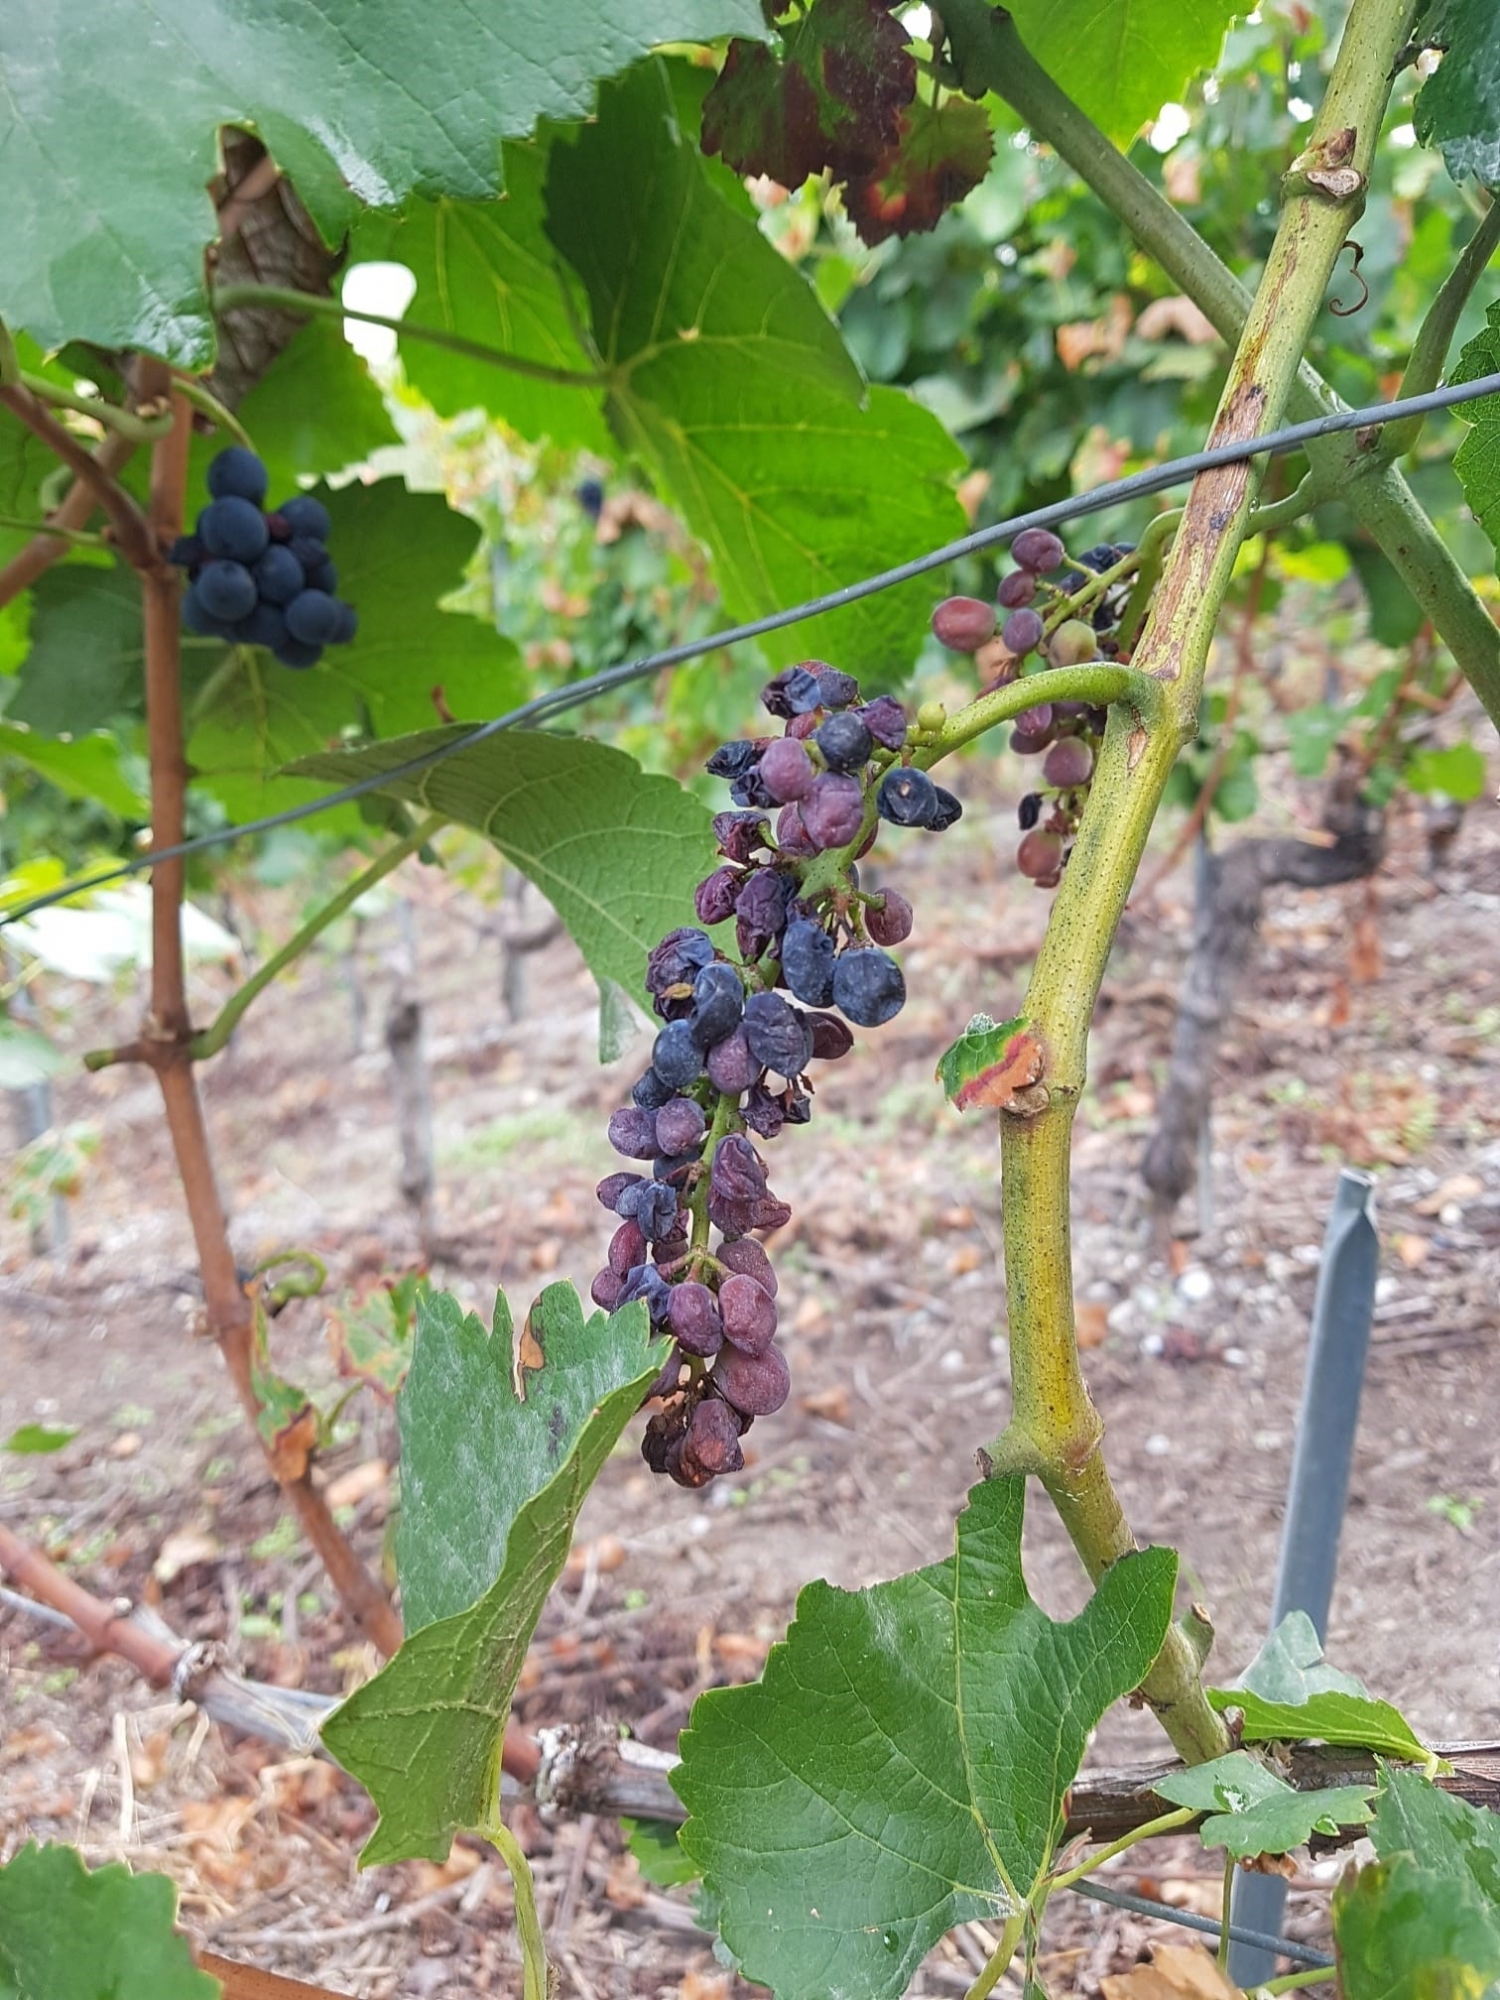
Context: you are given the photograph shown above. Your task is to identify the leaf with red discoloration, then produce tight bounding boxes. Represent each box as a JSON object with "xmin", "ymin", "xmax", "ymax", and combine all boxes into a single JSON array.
[
  {"xmin": 702, "ymin": 0, "xmax": 915, "ymax": 189},
  {"xmin": 845, "ymin": 95, "xmax": 994, "ymax": 246},
  {"xmin": 936, "ymin": 1013, "xmax": 1044, "ymax": 1111}
]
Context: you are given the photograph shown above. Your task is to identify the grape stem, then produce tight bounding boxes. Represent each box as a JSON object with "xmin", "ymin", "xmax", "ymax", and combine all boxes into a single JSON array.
[
  {"xmin": 952, "ymin": 0, "xmax": 1419, "ymax": 1768},
  {"xmin": 0, "ymin": 512, "xmax": 108, "ymax": 549},
  {"xmin": 479, "ymin": 1806, "xmax": 550, "ymax": 2000},
  {"xmin": 924, "ymin": 662, "xmax": 1159, "ymax": 763},
  {"xmin": 689, "ymin": 1088, "xmax": 745, "ymax": 1254},
  {"xmin": 211, "ymin": 281, "xmax": 610, "ymax": 391},
  {"xmin": 16, "ymin": 369, "xmax": 176, "ymax": 443}
]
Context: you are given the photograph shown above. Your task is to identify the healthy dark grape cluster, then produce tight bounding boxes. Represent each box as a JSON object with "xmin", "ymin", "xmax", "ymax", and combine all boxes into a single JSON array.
[
  {"xmin": 594, "ymin": 664, "xmax": 961, "ymax": 1487},
  {"xmin": 930, "ymin": 533, "xmax": 1138, "ymax": 888},
  {"xmin": 168, "ymin": 448, "xmax": 359, "ymax": 671}
]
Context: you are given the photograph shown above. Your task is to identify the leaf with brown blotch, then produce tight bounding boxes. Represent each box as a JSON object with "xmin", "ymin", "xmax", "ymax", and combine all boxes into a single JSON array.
[
  {"xmin": 936, "ymin": 1012, "xmax": 1044, "ymax": 1111},
  {"xmin": 845, "ymin": 95, "xmax": 995, "ymax": 246}
]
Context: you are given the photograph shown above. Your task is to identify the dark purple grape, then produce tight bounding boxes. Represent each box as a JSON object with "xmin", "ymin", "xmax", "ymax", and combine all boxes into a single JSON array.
[
  {"xmin": 742, "ymin": 991, "xmax": 812, "ymax": 1076},
  {"xmin": 784, "ymin": 1089, "xmax": 812, "ymax": 1125},
  {"xmin": 760, "ymin": 737, "xmax": 816, "ymax": 803},
  {"xmin": 780, "ymin": 918, "xmax": 836, "ymax": 1007},
  {"xmin": 815, "ymin": 668, "xmax": 860, "ymax": 709},
  {"xmin": 168, "ymin": 533, "xmax": 204, "ymax": 570},
  {"xmin": 695, "ymin": 866, "xmax": 743, "ymax": 926},
  {"xmin": 331, "ymin": 601, "xmax": 358, "ymax": 644},
  {"xmin": 618, "ymin": 1181, "xmax": 680, "ymax": 1241},
  {"xmin": 273, "ymin": 636, "xmax": 323, "ymax": 670},
  {"xmin": 761, "ymin": 666, "xmax": 822, "ymax": 718},
  {"xmin": 620, "ymin": 1262, "xmax": 673, "ymax": 1324},
  {"xmin": 680, "ymin": 1398, "xmax": 745, "ymax": 1476},
  {"xmin": 786, "ymin": 711, "xmax": 820, "ymax": 741},
  {"xmin": 1017, "ymin": 829, "xmax": 1065, "ymax": 880},
  {"xmin": 688, "ymin": 961, "xmax": 745, "ymax": 1049},
  {"xmin": 775, "ymin": 803, "xmax": 817, "ymax": 858},
  {"xmin": 608, "ymin": 1107, "xmax": 660, "ymax": 1160},
  {"xmin": 717, "ymin": 1237, "xmax": 778, "ymax": 1295},
  {"xmin": 609, "ymin": 1219, "xmax": 648, "ymax": 1275},
  {"xmin": 279, "ymin": 495, "xmax": 332, "ymax": 539},
  {"xmin": 200, "ymin": 496, "xmax": 269, "ymax": 563},
  {"xmin": 877, "ymin": 766, "xmax": 937, "ymax": 828},
  {"xmin": 181, "ymin": 585, "xmax": 233, "ymax": 638},
  {"xmin": 1002, "ymin": 608, "xmax": 1044, "ymax": 656},
  {"xmin": 632, "ymin": 1067, "xmax": 675, "ymax": 1111},
  {"xmin": 815, "ymin": 712, "xmax": 873, "ymax": 772},
  {"xmin": 285, "ymin": 589, "xmax": 342, "ymax": 646},
  {"xmin": 931, "ymin": 596, "xmax": 998, "ymax": 652},
  {"xmin": 652, "ymin": 1020, "xmax": 704, "ymax": 1088},
  {"xmin": 196, "ymin": 559, "xmax": 257, "ymax": 622},
  {"xmin": 720, "ymin": 1273, "xmax": 777, "ymax": 1355},
  {"xmin": 597, "ymin": 1171, "xmax": 643, "ymax": 1213},
  {"xmin": 832, "ymin": 948, "xmax": 906, "ymax": 1028},
  {"xmin": 591, "ymin": 1268, "xmax": 625, "ymax": 1311},
  {"xmin": 742, "ymin": 1084, "xmax": 785, "ymax": 1138},
  {"xmin": 647, "ymin": 929, "xmax": 716, "ymax": 1003},
  {"xmin": 239, "ymin": 601, "xmax": 288, "ymax": 651},
  {"xmin": 866, "ymin": 889, "xmax": 913, "ymax": 946},
  {"xmin": 706, "ymin": 740, "xmax": 761, "ymax": 782},
  {"xmin": 1018, "ymin": 793, "xmax": 1042, "ymax": 830},
  {"xmin": 706, "ymin": 1025, "xmax": 760, "ymax": 1095},
  {"xmin": 928, "ymin": 786, "xmax": 962, "ymax": 832},
  {"xmin": 859, "ymin": 697, "xmax": 908, "ymax": 751},
  {"xmin": 735, "ymin": 869, "xmax": 792, "ymax": 960},
  {"xmin": 806, "ymin": 1012, "xmax": 854, "ymax": 1062},
  {"xmin": 1011, "ymin": 527, "xmax": 1066, "ymax": 574},
  {"xmin": 713, "ymin": 810, "xmax": 770, "ymax": 863},
  {"xmin": 800, "ymin": 773, "xmax": 865, "ymax": 850},
  {"xmin": 714, "ymin": 1342, "xmax": 791, "ymax": 1417},
  {"xmin": 1043, "ymin": 738, "xmax": 1094, "ymax": 788},
  {"xmin": 656, "ymin": 1097, "xmax": 707, "ymax": 1156},
  {"xmin": 667, "ymin": 1282, "xmax": 724, "ymax": 1357},
  {"xmin": 1011, "ymin": 705, "xmax": 1054, "ymax": 745},
  {"xmin": 997, "ymin": 569, "xmax": 1037, "ymax": 609},
  {"xmin": 207, "ymin": 447, "xmax": 269, "ymax": 506},
  {"xmin": 253, "ymin": 545, "xmax": 305, "ymax": 606}
]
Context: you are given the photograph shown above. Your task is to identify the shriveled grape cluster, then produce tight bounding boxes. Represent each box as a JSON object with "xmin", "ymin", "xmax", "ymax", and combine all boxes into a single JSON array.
[
  {"xmin": 931, "ymin": 529, "xmax": 1136, "ymax": 889},
  {"xmin": 593, "ymin": 664, "xmax": 961, "ymax": 1487},
  {"xmin": 169, "ymin": 447, "xmax": 358, "ymax": 670}
]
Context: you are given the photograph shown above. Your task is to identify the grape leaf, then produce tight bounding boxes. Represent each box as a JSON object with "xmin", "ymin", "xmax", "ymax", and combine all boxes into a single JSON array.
[
  {"xmin": 545, "ymin": 61, "xmax": 967, "ymax": 676},
  {"xmin": 701, "ymin": 0, "xmax": 916, "ymax": 188},
  {"xmin": 1451, "ymin": 301, "xmax": 1500, "ymax": 560},
  {"xmin": 1333, "ymin": 1768, "xmax": 1500, "ymax": 1999},
  {"xmin": 0, "ymin": 725, "xmax": 147, "ymax": 820},
  {"xmin": 845, "ymin": 96, "xmax": 996, "ymax": 247},
  {"xmin": 0, "ymin": 1843, "xmax": 217, "ymax": 2000},
  {"xmin": 953, "ymin": 0, "xmax": 1238, "ymax": 149},
  {"xmin": 624, "ymin": 1818, "xmax": 701, "ymax": 1888},
  {"xmin": 1208, "ymin": 1612, "xmax": 1429, "ymax": 1762},
  {"xmin": 1154, "ymin": 1750, "xmax": 1375, "ymax": 1860},
  {"xmin": 935, "ymin": 1012, "xmax": 1041, "ymax": 1112},
  {"xmin": 1405, "ymin": 742, "xmax": 1489, "ymax": 804},
  {"xmin": 3, "ymin": 1423, "xmax": 78, "ymax": 1454},
  {"xmin": 4, "ymin": 567, "xmax": 144, "ymax": 738},
  {"xmin": 0, "ymin": 406, "xmax": 56, "ymax": 573},
  {"xmin": 321, "ymin": 1284, "xmax": 666, "ymax": 1863},
  {"xmin": 327, "ymin": 1273, "xmax": 428, "ymax": 1405},
  {"xmin": 184, "ymin": 479, "xmax": 529, "ymax": 821},
  {"xmin": 349, "ymin": 147, "xmax": 610, "ymax": 455},
  {"xmin": 673, "ymin": 1477, "xmax": 1176, "ymax": 2000},
  {"xmin": 0, "ymin": 0, "xmax": 770, "ymax": 366},
  {"xmin": 1414, "ymin": 0, "xmax": 1500, "ymax": 190},
  {"xmin": 287, "ymin": 726, "xmax": 720, "ymax": 1040}
]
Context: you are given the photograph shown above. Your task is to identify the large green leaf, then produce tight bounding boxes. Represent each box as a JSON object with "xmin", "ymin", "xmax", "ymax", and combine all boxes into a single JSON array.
[
  {"xmin": 288, "ymin": 725, "xmax": 720, "ymax": 1040},
  {"xmin": 1452, "ymin": 300, "xmax": 1500, "ymax": 561},
  {"xmin": 0, "ymin": 725, "xmax": 147, "ymax": 819},
  {"xmin": 350, "ymin": 147, "xmax": 611, "ymax": 455},
  {"xmin": 4, "ymin": 567, "xmax": 143, "ymax": 738},
  {"xmin": 1333, "ymin": 1768, "xmax": 1500, "ymax": 1998},
  {"xmin": 544, "ymin": 61, "xmax": 967, "ymax": 676},
  {"xmin": 1209, "ymin": 1612, "xmax": 1429, "ymax": 1761},
  {"xmin": 1154, "ymin": 1750, "xmax": 1374, "ymax": 1860},
  {"xmin": 321, "ymin": 1283, "xmax": 666, "ymax": 1864},
  {"xmin": 185, "ymin": 478, "xmax": 528, "ymax": 820},
  {"xmin": 673, "ymin": 1477, "xmax": 1176, "ymax": 2000},
  {"xmin": 1415, "ymin": 0, "xmax": 1500, "ymax": 190},
  {"xmin": 0, "ymin": 407, "xmax": 56, "ymax": 573},
  {"xmin": 0, "ymin": 1, "xmax": 769, "ymax": 367},
  {"xmin": 1005, "ymin": 0, "xmax": 1239, "ymax": 147},
  {"xmin": 0, "ymin": 1843, "xmax": 217, "ymax": 2000}
]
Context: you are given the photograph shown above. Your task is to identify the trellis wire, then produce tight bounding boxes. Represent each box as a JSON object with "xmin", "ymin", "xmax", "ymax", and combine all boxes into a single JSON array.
[
  {"xmin": 1067, "ymin": 1878, "xmax": 1336, "ymax": 1970},
  {"xmin": 4, "ymin": 365, "xmax": 1499, "ymax": 932}
]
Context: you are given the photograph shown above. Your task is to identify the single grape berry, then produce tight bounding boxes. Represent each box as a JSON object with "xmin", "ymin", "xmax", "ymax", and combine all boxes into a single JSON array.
[
  {"xmin": 618, "ymin": 1181, "xmax": 680, "ymax": 1241},
  {"xmin": 591, "ymin": 1269, "xmax": 625, "ymax": 1311},
  {"xmin": 706, "ymin": 740, "xmax": 760, "ymax": 783},
  {"xmin": 742, "ymin": 990, "xmax": 811, "ymax": 1076},
  {"xmin": 680, "ymin": 1398, "xmax": 745, "ymax": 1477},
  {"xmin": 196, "ymin": 559, "xmax": 257, "ymax": 622},
  {"xmin": 780, "ymin": 918, "xmax": 836, "ymax": 1007},
  {"xmin": 928, "ymin": 786, "xmax": 963, "ymax": 832},
  {"xmin": 240, "ymin": 601, "xmax": 289, "ymax": 651},
  {"xmin": 608, "ymin": 1107, "xmax": 660, "ymax": 1160},
  {"xmin": 609, "ymin": 1219, "xmax": 648, "ymax": 1276},
  {"xmin": 1018, "ymin": 793, "xmax": 1042, "ymax": 830},
  {"xmin": 652, "ymin": 1019, "xmax": 705, "ymax": 1088},
  {"xmin": 694, "ymin": 867, "xmax": 742, "ymax": 927},
  {"xmin": 775, "ymin": 803, "xmax": 816, "ymax": 858},
  {"xmin": 866, "ymin": 888, "xmax": 913, "ymax": 946},
  {"xmin": 284, "ymin": 590, "xmax": 343, "ymax": 646},
  {"xmin": 181, "ymin": 584, "xmax": 231, "ymax": 637},
  {"xmin": 761, "ymin": 666, "xmax": 822, "ymax": 717},
  {"xmin": 200, "ymin": 496, "xmax": 269, "ymax": 564},
  {"xmin": 735, "ymin": 869, "xmax": 792, "ymax": 960},
  {"xmin": 667, "ymin": 1282, "xmax": 724, "ymax": 1357},
  {"xmin": 168, "ymin": 533, "xmax": 204, "ymax": 570},
  {"xmin": 1043, "ymin": 737, "xmax": 1094, "ymax": 789},
  {"xmin": 632, "ymin": 1067, "xmax": 675, "ymax": 1111},
  {"xmin": 688, "ymin": 961, "xmax": 745, "ymax": 1049},
  {"xmin": 278, "ymin": 495, "xmax": 332, "ymax": 540},
  {"xmin": 1002, "ymin": 608, "xmax": 1044, "ymax": 656},
  {"xmin": 706, "ymin": 1025, "xmax": 759, "ymax": 1095},
  {"xmin": 1017, "ymin": 828, "xmax": 1065, "ymax": 880},
  {"xmin": 859, "ymin": 696, "xmax": 908, "ymax": 751},
  {"xmin": 206, "ymin": 446, "xmax": 270, "ymax": 506},
  {"xmin": 931, "ymin": 596, "xmax": 998, "ymax": 652},
  {"xmin": 331, "ymin": 602, "xmax": 358, "ymax": 644},
  {"xmin": 714, "ymin": 811, "xmax": 769, "ymax": 864},
  {"xmin": 274, "ymin": 638, "xmax": 323, "ymax": 669},
  {"xmin": 719, "ymin": 1273, "xmax": 778, "ymax": 1355},
  {"xmin": 1048, "ymin": 618, "xmax": 1098, "ymax": 668},
  {"xmin": 832, "ymin": 947, "xmax": 906, "ymax": 1027},
  {"xmin": 655, "ymin": 1097, "xmax": 707, "ymax": 1156},
  {"xmin": 760, "ymin": 736, "xmax": 816, "ymax": 803},
  {"xmin": 800, "ymin": 773, "xmax": 866, "ymax": 850},
  {"xmin": 997, "ymin": 569, "xmax": 1037, "ymax": 609},
  {"xmin": 648, "ymin": 928, "xmax": 717, "ymax": 1003},
  {"xmin": 814, "ymin": 711, "xmax": 873, "ymax": 773},
  {"xmin": 1011, "ymin": 527, "xmax": 1066, "ymax": 574},
  {"xmin": 815, "ymin": 667, "xmax": 860, "ymax": 709},
  {"xmin": 714, "ymin": 1342, "xmax": 791, "ymax": 1417},
  {"xmin": 598, "ymin": 1171, "xmax": 643, "ymax": 1213},
  {"xmin": 877, "ymin": 766, "xmax": 938, "ymax": 828},
  {"xmin": 252, "ymin": 545, "xmax": 305, "ymax": 606}
]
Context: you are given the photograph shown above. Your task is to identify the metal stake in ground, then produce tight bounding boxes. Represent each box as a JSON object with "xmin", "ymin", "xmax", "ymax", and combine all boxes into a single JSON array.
[{"xmin": 1228, "ymin": 1166, "xmax": 1379, "ymax": 1985}]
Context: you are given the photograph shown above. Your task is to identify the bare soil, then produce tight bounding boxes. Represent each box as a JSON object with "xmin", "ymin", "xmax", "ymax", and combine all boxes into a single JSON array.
[{"xmin": 3, "ymin": 756, "xmax": 1498, "ymax": 1997}]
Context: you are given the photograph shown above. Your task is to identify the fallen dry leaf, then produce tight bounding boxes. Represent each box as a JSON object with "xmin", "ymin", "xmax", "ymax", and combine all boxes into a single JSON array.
[
  {"xmin": 108, "ymin": 1431, "xmax": 142, "ymax": 1460},
  {"xmin": 1393, "ymin": 1232, "xmax": 1430, "ymax": 1269},
  {"xmin": 566, "ymin": 1534, "xmax": 627, "ymax": 1575},
  {"xmin": 1413, "ymin": 1172, "xmax": 1484, "ymax": 1216},
  {"xmin": 153, "ymin": 1526, "xmax": 222, "ymax": 1586},
  {"xmin": 1101, "ymin": 1941, "xmax": 1245, "ymax": 2000},
  {"xmin": 682, "ymin": 1973, "xmax": 732, "ymax": 2000},
  {"xmin": 949, "ymin": 1243, "xmax": 984, "ymax": 1276},
  {"xmin": 323, "ymin": 1458, "xmax": 389, "ymax": 1511},
  {"xmin": 412, "ymin": 1842, "xmax": 483, "ymax": 1894},
  {"xmin": 800, "ymin": 1385, "xmax": 852, "ymax": 1426},
  {"xmin": 1075, "ymin": 1302, "xmax": 1110, "ymax": 1348}
]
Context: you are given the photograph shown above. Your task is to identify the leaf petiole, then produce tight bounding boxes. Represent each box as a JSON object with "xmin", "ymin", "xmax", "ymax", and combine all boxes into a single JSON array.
[
  {"xmin": 481, "ymin": 1807, "xmax": 551, "ymax": 2000},
  {"xmin": 1045, "ymin": 1804, "xmax": 1197, "ymax": 1895},
  {"xmin": 960, "ymin": 1908, "xmax": 1026, "ymax": 2000}
]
